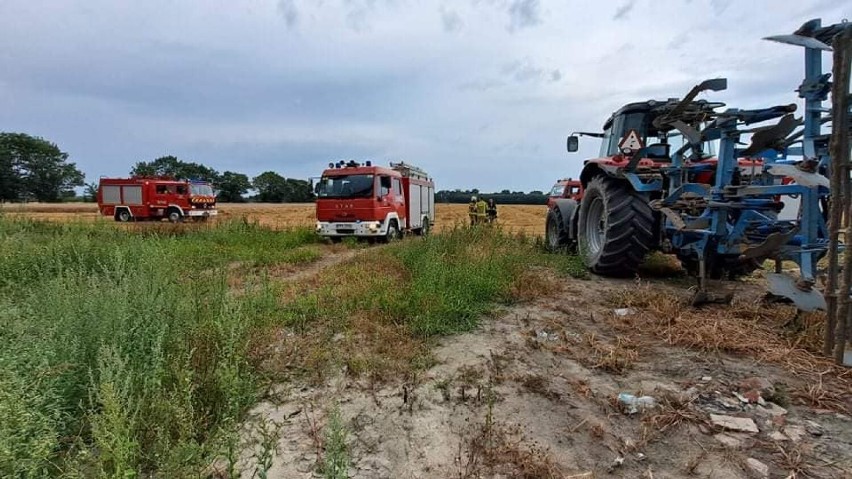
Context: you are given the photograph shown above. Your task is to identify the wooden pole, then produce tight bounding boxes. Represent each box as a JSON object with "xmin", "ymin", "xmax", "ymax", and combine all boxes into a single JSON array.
[{"xmin": 831, "ymin": 28, "xmax": 852, "ymax": 364}]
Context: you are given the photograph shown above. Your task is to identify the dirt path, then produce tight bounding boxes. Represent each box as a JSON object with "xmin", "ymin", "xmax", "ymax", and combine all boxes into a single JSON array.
[
  {"xmin": 229, "ymin": 271, "xmax": 852, "ymax": 479},
  {"xmin": 269, "ymin": 246, "xmax": 361, "ymax": 283}
]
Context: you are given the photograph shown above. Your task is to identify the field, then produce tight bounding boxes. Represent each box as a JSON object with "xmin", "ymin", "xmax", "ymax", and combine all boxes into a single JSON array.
[
  {"xmin": 0, "ymin": 202, "xmax": 548, "ymax": 235},
  {"xmin": 1, "ymin": 209, "xmax": 850, "ymax": 479}
]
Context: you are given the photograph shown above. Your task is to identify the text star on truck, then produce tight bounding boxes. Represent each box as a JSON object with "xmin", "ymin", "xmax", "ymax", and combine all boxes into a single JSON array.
[
  {"xmin": 315, "ymin": 160, "xmax": 435, "ymax": 241},
  {"xmin": 97, "ymin": 176, "xmax": 218, "ymax": 222}
]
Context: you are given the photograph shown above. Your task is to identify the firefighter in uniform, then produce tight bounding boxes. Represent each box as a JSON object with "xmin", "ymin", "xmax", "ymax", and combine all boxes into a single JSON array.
[
  {"xmin": 475, "ymin": 197, "xmax": 488, "ymax": 225},
  {"xmin": 486, "ymin": 198, "xmax": 497, "ymax": 224},
  {"xmin": 468, "ymin": 196, "xmax": 478, "ymax": 225}
]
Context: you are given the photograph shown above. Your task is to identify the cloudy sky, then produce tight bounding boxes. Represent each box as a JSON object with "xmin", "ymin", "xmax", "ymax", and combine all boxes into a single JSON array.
[{"xmin": 0, "ymin": 0, "xmax": 846, "ymax": 192}]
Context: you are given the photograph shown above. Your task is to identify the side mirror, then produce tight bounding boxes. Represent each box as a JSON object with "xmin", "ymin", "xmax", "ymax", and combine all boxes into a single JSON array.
[{"xmin": 566, "ymin": 135, "xmax": 579, "ymax": 153}]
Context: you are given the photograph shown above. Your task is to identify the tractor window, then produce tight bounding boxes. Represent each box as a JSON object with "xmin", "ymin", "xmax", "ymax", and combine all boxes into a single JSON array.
[
  {"xmin": 392, "ymin": 178, "xmax": 403, "ymax": 196},
  {"xmin": 605, "ymin": 112, "xmax": 648, "ymax": 156},
  {"xmin": 379, "ymin": 176, "xmax": 392, "ymax": 197}
]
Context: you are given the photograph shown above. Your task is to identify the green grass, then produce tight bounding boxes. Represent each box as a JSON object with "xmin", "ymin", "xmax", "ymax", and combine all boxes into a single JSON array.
[
  {"xmin": 0, "ymin": 217, "xmax": 319, "ymax": 477},
  {"xmin": 272, "ymin": 226, "xmax": 573, "ymax": 380},
  {"xmin": 321, "ymin": 406, "xmax": 349, "ymax": 479},
  {"xmin": 0, "ymin": 218, "xmax": 586, "ymax": 477}
]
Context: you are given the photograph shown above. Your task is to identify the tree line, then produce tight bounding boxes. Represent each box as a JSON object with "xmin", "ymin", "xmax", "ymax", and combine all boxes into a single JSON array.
[
  {"xmin": 436, "ymin": 189, "xmax": 548, "ymax": 205},
  {"xmin": 2, "ymin": 132, "xmax": 552, "ymax": 205},
  {"xmin": 0, "ymin": 132, "xmax": 312, "ymax": 203},
  {"xmin": 128, "ymin": 155, "xmax": 312, "ymax": 203}
]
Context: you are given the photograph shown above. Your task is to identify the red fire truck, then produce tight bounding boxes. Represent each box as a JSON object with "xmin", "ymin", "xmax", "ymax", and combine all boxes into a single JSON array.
[
  {"xmin": 97, "ymin": 176, "xmax": 218, "ymax": 222},
  {"xmin": 546, "ymin": 177, "xmax": 584, "ymax": 208},
  {"xmin": 315, "ymin": 160, "xmax": 435, "ymax": 241}
]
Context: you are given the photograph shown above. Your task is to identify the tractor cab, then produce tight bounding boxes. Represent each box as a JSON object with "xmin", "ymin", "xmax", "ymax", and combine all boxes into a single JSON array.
[{"xmin": 568, "ymin": 98, "xmax": 723, "ymax": 163}]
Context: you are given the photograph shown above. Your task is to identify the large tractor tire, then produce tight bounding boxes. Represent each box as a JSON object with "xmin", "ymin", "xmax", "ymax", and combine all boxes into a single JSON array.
[
  {"xmin": 545, "ymin": 208, "xmax": 574, "ymax": 252},
  {"xmin": 577, "ymin": 176, "xmax": 654, "ymax": 276}
]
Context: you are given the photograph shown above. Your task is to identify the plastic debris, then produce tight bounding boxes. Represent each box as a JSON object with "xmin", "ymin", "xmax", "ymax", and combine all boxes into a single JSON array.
[{"xmin": 617, "ymin": 393, "xmax": 656, "ymax": 414}]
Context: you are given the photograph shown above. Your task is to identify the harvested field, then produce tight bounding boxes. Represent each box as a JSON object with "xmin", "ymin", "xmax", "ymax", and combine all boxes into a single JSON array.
[{"xmin": 0, "ymin": 202, "xmax": 548, "ymax": 235}]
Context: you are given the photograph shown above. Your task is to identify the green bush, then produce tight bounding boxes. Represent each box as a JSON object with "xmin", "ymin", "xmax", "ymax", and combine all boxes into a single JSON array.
[{"xmin": 0, "ymin": 218, "xmax": 318, "ymax": 477}]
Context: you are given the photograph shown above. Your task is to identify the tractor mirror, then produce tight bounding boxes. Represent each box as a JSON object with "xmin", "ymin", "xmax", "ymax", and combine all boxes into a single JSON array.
[
  {"xmin": 566, "ymin": 136, "xmax": 579, "ymax": 153},
  {"xmin": 699, "ymin": 78, "xmax": 727, "ymax": 92}
]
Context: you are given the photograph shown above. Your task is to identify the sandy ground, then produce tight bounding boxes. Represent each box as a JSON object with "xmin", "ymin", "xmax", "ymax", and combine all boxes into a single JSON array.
[
  {"xmin": 0, "ymin": 202, "xmax": 547, "ymax": 236},
  {"xmin": 229, "ymin": 260, "xmax": 852, "ymax": 479}
]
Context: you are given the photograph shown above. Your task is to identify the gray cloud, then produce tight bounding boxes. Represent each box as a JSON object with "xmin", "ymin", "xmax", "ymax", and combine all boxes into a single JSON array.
[
  {"xmin": 710, "ymin": 0, "xmax": 732, "ymax": 15},
  {"xmin": 278, "ymin": 0, "xmax": 299, "ymax": 28},
  {"xmin": 613, "ymin": 0, "xmax": 636, "ymax": 20},
  {"xmin": 440, "ymin": 7, "xmax": 463, "ymax": 33},
  {"xmin": 507, "ymin": 0, "xmax": 541, "ymax": 31},
  {"xmin": 0, "ymin": 0, "xmax": 825, "ymax": 192},
  {"xmin": 458, "ymin": 79, "xmax": 505, "ymax": 92}
]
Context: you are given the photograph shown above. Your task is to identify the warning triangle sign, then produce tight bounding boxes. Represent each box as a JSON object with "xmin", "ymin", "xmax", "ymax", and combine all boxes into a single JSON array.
[{"xmin": 618, "ymin": 129, "xmax": 644, "ymax": 151}]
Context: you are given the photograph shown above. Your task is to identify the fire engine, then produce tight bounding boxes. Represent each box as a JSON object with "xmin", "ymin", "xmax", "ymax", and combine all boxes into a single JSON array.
[
  {"xmin": 97, "ymin": 176, "xmax": 218, "ymax": 222},
  {"xmin": 547, "ymin": 178, "xmax": 584, "ymax": 208},
  {"xmin": 315, "ymin": 160, "xmax": 435, "ymax": 241}
]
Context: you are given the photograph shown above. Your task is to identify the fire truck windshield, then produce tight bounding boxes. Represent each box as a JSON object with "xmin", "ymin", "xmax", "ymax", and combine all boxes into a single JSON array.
[
  {"xmin": 316, "ymin": 174, "xmax": 374, "ymax": 198},
  {"xmin": 549, "ymin": 184, "xmax": 565, "ymax": 196},
  {"xmin": 190, "ymin": 184, "xmax": 214, "ymax": 196}
]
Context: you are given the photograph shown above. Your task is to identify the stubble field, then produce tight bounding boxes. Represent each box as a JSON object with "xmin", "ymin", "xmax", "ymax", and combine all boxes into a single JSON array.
[{"xmin": 0, "ymin": 202, "xmax": 547, "ymax": 235}]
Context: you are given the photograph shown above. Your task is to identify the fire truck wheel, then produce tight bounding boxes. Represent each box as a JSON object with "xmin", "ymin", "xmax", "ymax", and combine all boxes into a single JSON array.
[
  {"xmin": 419, "ymin": 218, "xmax": 430, "ymax": 237},
  {"xmin": 167, "ymin": 208, "xmax": 183, "ymax": 223},
  {"xmin": 384, "ymin": 221, "xmax": 401, "ymax": 243},
  {"xmin": 578, "ymin": 176, "xmax": 653, "ymax": 277},
  {"xmin": 115, "ymin": 209, "xmax": 132, "ymax": 222}
]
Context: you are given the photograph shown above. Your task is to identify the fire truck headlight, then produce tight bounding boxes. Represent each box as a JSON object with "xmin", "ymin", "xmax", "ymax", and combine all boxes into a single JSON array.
[
  {"xmin": 368, "ymin": 222, "xmax": 379, "ymax": 232},
  {"xmin": 315, "ymin": 222, "xmax": 322, "ymax": 232}
]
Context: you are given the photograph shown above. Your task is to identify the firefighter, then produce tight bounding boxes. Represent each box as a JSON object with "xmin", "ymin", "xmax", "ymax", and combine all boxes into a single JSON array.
[
  {"xmin": 468, "ymin": 196, "xmax": 478, "ymax": 225},
  {"xmin": 486, "ymin": 198, "xmax": 497, "ymax": 224},
  {"xmin": 475, "ymin": 197, "xmax": 488, "ymax": 224}
]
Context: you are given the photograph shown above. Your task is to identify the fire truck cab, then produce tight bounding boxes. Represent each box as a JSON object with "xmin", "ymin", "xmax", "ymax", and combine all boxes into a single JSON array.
[
  {"xmin": 97, "ymin": 176, "xmax": 218, "ymax": 222},
  {"xmin": 315, "ymin": 160, "xmax": 435, "ymax": 241},
  {"xmin": 547, "ymin": 178, "xmax": 583, "ymax": 208}
]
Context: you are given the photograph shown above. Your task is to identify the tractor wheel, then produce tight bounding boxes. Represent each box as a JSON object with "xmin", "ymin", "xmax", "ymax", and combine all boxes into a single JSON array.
[
  {"xmin": 115, "ymin": 209, "xmax": 132, "ymax": 222},
  {"xmin": 577, "ymin": 176, "xmax": 654, "ymax": 276},
  {"xmin": 545, "ymin": 207, "xmax": 574, "ymax": 252},
  {"xmin": 167, "ymin": 208, "xmax": 183, "ymax": 223}
]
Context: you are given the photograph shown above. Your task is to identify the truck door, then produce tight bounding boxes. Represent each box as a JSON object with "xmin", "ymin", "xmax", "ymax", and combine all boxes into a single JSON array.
[
  {"xmin": 154, "ymin": 184, "xmax": 171, "ymax": 208},
  {"xmin": 392, "ymin": 177, "xmax": 407, "ymax": 227},
  {"xmin": 378, "ymin": 175, "xmax": 394, "ymax": 222}
]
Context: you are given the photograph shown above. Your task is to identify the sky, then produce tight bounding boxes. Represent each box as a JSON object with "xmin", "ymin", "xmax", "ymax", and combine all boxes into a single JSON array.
[{"xmin": 0, "ymin": 0, "xmax": 847, "ymax": 192}]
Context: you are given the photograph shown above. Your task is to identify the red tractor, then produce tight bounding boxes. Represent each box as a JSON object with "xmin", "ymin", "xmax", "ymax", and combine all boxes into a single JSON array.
[{"xmin": 97, "ymin": 176, "xmax": 218, "ymax": 222}]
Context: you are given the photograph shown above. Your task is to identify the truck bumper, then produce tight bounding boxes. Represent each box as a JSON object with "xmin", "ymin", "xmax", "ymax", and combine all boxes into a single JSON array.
[
  {"xmin": 187, "ymin": 209, "xmax": 218, "ymax": 217},
  {"xmin": 316, "ymin": 221, "xmax": 385, "ymax": 237}
]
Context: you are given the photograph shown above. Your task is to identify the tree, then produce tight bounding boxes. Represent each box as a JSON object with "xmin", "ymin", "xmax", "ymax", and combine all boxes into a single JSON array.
[
  {"xmin": 0, "ymin": 133, "xmax": 85, "ymax": 202},
  {"xmin": 284, "ymin": 178, "xmax": 313, "ymax": 202},
  {"xmin": 252, "ymin": 172, "xmax": 314, "ymax": 203},
  {"xmin": 252, "ymin": 171, "xmax": 289, "ymax": 202},
  {"xmin": 130, "ymin": 155, "xmax": 218, "ymax": 182},
  {"xmin": 83, "ymin": 182, "xmax": 98, "ymax": 202},
  {"xmin": 215, "ymin": 171, "xmax": 252, "ymax": 202}
]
